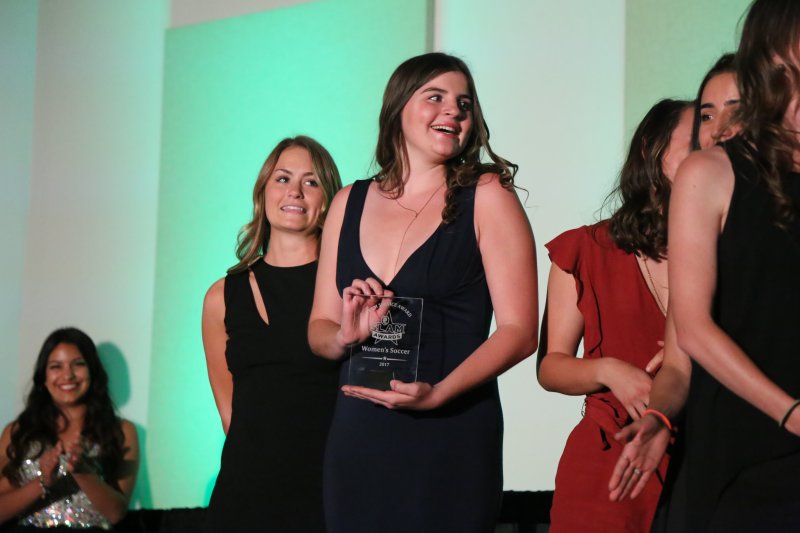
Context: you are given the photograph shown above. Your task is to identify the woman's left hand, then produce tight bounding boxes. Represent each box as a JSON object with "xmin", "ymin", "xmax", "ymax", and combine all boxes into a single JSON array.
[
  {"xmin": 608, "ymin": 414, "xmax": 670, "ymax": 501},
  {"xmin": 61, "ymin": 438, "xmax": 88, "ymax": 474},
  {"xmin": 342, "ymin": 380, "xmax": 442, "ymax": 410}
]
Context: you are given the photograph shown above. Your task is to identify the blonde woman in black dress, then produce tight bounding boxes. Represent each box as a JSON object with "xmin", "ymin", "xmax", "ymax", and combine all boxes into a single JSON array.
[{"xmin": 203, "ymin": 136, "xmax": 342, "ymax": 532}]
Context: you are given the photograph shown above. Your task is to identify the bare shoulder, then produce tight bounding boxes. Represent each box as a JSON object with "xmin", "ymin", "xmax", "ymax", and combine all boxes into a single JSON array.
[
  {"xmin": 474, "ymin": 173, "xmax": 532, "ymax": 245},
  {"xmin": 328, "ymin": 183, "xmax": 354, "ymax": 216},
  {"xmin": 119, "ymin": 419, "xmax": 137, "ymax": 439},
  {"xmin": 0, "ymin": 423, "xmax": 16, "ymax": 466},
  {"xmin": 474, "ymin": 172, "xmax": 520, "ymax": 208},
  {"xmin": 475, "ymin": 172, "xmax": 510, "ymax": 190},
  {"xmin": 203, "ymin": 277, "xmax": 226, "ymax": 319},
  {"xmin": 0, "ymin": 422, "xmax": 14, "ymax": 447},
  {"xmin": 675, "ymin": 146, "xmax": 734, "ymax": 196},
  {"xmin": 119, "ymin": 419, "xmax": 139, "ymax": 448}
]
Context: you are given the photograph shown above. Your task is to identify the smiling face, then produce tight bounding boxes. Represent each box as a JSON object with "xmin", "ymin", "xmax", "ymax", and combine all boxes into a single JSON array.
[
  {"xmin": 263, "ymin": 146, "xmax": 325, "ymax": 237},
  {"xmin": 45, "ymin": 342, "xmax": 91, "ymax": 407},
  {"xmin": 699, "ymin": 71, "xmax": 741, "ymax": 149},
  {"xmin": 400, "ymin": 71, "xmax": 474, "ymax": 166}
]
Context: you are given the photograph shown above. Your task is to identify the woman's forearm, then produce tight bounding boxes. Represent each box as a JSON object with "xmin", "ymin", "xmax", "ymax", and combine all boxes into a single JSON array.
[
  {"xmin": 644, "ymin": 311, "xmax": 691, "ymax": 423},
  {"xmin": 434, "ymin": 323, "xmax": 536, "ymax": 405},
  {"xmin": 676, "ymin": 315, "xmax": 795, "ymax": 425},
  {"xmin": 0, "ymin": 479, "xmax": 42, "ymax": 524},
  {"xmin": 538, "ymin": 352, "xmax": 614, "ymax": 395},
  {"xmin": 647, "ymin": 364, "xmax": 689, "ymax": 422},
  {"xmin": 308, "ymin": 318, "xmax": 348, "ymax": 360},
  {"xmin": 70, "ymin": 473, "xmax": 128, "ymax": 524}
]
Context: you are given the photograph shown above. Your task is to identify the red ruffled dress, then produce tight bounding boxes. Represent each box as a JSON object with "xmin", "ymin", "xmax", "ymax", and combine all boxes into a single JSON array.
[{"xmin": 545, "ymin": 222, "xmax": 668, "ymax": 533}]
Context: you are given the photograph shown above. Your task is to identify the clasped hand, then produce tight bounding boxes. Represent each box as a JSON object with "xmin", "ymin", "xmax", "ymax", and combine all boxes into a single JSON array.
[
  {"xmin": 38, "ymin": 438, "xmax": 90, "ymax": 489},
  {"xmin": 604, "ymin": 344, "xmax": 664, "ymax": 421}
]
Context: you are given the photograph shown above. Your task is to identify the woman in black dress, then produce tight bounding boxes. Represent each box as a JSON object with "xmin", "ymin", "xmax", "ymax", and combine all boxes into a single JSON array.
[
  {"xmin": 203, "ymin": 136, "xmax": 342, "ymax": 532},
  {"xmin": 610, "ymin": 1, "xmax": 800, "ymax": 529},
  {"xmin": 308, "ymin": 53, "xmax": 538, "ymax": 533}
]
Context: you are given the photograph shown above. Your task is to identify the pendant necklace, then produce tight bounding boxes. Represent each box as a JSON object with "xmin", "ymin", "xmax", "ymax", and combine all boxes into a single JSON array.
[
  {"xmin": 643, "ymin": 257, "xmax": 668, "ymax": 316},
  {"xmin": 391, "ymin": 181, "xmax": 446, "ymax": 277}
]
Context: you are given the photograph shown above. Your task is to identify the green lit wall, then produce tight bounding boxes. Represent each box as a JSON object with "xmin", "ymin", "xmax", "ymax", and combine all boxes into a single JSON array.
[
  {"xmin": 147, "ymin": 0, "xmax": 431, "ymax": 507},
  {"xmin": 624, "ymin": 0, "xmax": 752, "ymax": 137}
]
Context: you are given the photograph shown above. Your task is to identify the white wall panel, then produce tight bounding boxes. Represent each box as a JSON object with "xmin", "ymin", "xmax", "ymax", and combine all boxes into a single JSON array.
[{"xmin": 439, "ymin": 0, "xmax": 626, "ymax": 490}]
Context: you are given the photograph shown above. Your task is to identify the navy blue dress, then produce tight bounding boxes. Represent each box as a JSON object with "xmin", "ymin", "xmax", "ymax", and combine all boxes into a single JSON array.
[{"xmin": 324, "ymin": 179, "xmax": 502, "ymax": 533}]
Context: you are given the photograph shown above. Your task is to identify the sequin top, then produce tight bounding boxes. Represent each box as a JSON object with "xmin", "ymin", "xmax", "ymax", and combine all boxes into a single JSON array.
[{"xmin": 16, "ymin": 441, "xmax": 112, "ymax": 530}]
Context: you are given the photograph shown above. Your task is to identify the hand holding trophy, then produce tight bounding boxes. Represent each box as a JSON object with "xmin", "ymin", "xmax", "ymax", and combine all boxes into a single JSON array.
[
  {"xmin": 337, "ymin": 278, "xmax": 394, "ymax": 347},
  {"xmin": 342, "ymin": 280, "xmax": 422, "ymax": 392}
]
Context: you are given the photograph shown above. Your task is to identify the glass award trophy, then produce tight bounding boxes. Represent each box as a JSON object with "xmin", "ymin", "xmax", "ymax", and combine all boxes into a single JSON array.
[{"xmin": 347, "ymin": 296, "xmax": 423, "ymax": 390}]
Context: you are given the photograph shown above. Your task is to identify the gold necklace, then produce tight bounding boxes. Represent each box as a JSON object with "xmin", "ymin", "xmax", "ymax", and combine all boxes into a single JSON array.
[
  {"xmin": 391, "ymin": 181, "xmax": 446, "ymax": 276},
  {"xmin": 393, "ymin": 181, "xmax": 445, "ymax": 216},
  {"xmin": 643, "ymin": 257, "xmax": 667, "ymax": 316}
]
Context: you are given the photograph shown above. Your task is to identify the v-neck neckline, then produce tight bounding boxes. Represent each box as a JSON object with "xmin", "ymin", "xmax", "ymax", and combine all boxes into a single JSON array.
[
  {"xmin": 358, "ymin": 220, "xmax": 444, "ymax": 287},
  {"xmin": 356, "ymin": 182, "xmax": 444, "ymax": 287}
]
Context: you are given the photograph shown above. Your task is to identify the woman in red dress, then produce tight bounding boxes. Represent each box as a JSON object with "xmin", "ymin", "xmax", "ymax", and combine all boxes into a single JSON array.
[{"xmin": 538, "ymin": 98, "xmax": 693, "ymax": 532}]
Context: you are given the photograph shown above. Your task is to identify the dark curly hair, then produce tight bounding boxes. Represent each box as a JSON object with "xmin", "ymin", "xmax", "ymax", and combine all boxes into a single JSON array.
[
  {"xmin": 608, "ymin": 99, "xmax": 693, "ymax": 260},
  {"xmin": 691, "ymin": 53, "xmax": 737, "ymax": 150},
  {"xmin": 3, "ymin": 328, "xmax": 124, "ymax": 485},
  {"xmin": 374, "ymin": 52, "xmax": 517, "ymax": 223},
  {"xmin": 735, "ymin": 0, "xmax": 800, "ymax": 229}
]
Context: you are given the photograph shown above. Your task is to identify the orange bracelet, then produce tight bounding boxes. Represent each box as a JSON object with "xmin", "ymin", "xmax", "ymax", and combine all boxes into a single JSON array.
[{"xmin": 643, "ymin": 408, "xmax": 673, "ymax": 432}]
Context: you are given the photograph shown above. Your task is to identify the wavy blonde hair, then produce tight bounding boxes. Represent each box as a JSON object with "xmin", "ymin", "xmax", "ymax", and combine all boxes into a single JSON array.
[{"xmin": 228, "ymin": 136, "xmax": 342, "ymax": 274}]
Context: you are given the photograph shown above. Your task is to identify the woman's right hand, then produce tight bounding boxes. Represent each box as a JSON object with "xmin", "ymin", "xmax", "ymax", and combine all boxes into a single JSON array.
[
  {"xmin": 645, "ymin": 343, "xmax": 665, "ymax": 374},
  {"xmin": 601, "ymin": 358, "xmax": 653, "ymax": 420},
  {"xmin": 38, "ymin": 442, "xmax": 64, "ymax": 487},
  {"xmin": 337, "ymin": 278, "xmax": 393, "ymax": 347}
]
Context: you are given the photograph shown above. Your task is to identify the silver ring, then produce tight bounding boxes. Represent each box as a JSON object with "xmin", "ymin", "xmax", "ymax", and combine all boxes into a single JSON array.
[{"xmin": 632, "ymin": 468, "xmax": 643, "ymax": 476}]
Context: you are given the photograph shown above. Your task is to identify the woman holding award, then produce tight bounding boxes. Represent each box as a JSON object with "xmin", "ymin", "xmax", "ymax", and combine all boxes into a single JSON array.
[{"xmin": 308, "ymin": 52, "xmax": 538, "ymax": 533}]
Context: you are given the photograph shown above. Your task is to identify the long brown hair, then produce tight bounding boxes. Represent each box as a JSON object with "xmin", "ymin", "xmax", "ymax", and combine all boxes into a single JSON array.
[
  {"xmin": 4, "ymin": 328, "xmax": 124, "ymax": 485},
  {"xmin": 735, "ymin": 0, "xmax": 800, "ymax": 228},
  {"xmin": 608, "ymin": 99, "xmax": 693, "ymax": 260},
  {"xmin": 228, "ymin": 136, "xmax": 342, "ymax": 274},
  {"xmin": 375, "ymin": 52, "xmax": 516, "ymax": 223}
]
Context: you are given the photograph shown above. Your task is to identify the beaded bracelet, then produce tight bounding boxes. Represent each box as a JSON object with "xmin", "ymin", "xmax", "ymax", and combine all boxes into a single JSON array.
[
  {"xmin": 642, "ymin": 408, "xmax": 673, "ymax": 432},
  {"xmin": 779, "ymin": 398, "xmax": 800, "ymax": 429},
  {"xmin": 36, "ymin": 469, "xmax": 48, "ymax": 499}
]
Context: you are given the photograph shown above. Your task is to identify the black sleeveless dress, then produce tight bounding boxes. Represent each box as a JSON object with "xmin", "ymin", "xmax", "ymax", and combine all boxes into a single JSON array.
[
  {"xmin": 324, "ymin": 179, "xmax": 502, "ymax": 533},
  {"xmin": 662, "ymin": 138, "xmax": 800, "ymax": 532},
  {"xmin": 208, "ymin": 260, "xmax": 340, "ymax": 533}
]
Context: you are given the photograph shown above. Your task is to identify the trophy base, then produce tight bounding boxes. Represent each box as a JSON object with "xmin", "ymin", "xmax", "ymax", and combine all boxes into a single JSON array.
[{"xmin": 360, "ymin": 369, "xmax": 393, "ymax": 391}]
